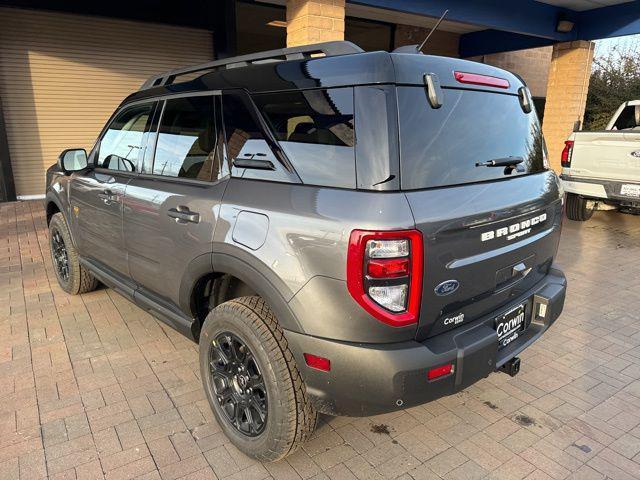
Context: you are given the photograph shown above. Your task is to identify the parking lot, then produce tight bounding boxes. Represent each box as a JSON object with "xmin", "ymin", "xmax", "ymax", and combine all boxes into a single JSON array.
[{"xmin": 1, "ymin": 200, "xmax": 640, "ymax": 480}]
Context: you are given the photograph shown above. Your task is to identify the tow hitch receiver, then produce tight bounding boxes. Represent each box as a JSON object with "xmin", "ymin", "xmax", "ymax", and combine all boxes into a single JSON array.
[{"xmin": 500, "ymin": 357, "xmax": 521, "ymax": 377}]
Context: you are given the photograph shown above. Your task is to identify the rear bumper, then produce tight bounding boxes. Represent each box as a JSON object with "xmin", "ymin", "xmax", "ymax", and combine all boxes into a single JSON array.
[
  {"xmin": 284, "ymin": 267, "xmax": 566, "ymax": 417},
  {"xmin": 561, "ymin": 174, "xmax": 640, "ymax": 203}
]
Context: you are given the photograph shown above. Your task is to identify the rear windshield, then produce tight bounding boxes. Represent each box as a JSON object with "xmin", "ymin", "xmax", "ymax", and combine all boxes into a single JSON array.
[
  {"xmin": 398, "ymin": 87, "xmax": 546, "ymax": 190},
  {"xmin": 611, "ymin": 104, "xmax": 640, "ymax": 130}
]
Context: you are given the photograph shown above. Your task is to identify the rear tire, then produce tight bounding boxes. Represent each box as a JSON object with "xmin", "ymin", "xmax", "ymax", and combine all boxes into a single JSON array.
[
  {"xmin": 199, "ymin": 296, "xmax": 317, "ymax": 462},
  {"xmin": 49, "ymin": 213, "xmax": 99, "ymax": 294},
  {"xmin": 565, "ymin": 193, "xmax": 594, "ymax": 221}
]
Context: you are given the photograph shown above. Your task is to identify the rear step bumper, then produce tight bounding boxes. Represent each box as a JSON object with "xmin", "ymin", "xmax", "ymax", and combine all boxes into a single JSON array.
[
  {"xmin": 284, "ymin": 267, "xmax": 566, "ymax": 417},
  {"xmin": 561, "ymin": 174, "xmax": 640, "ymax": 203}
]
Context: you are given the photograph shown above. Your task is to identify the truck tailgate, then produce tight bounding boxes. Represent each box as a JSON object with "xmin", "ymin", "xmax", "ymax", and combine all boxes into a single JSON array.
[{"xmin": 570, "ymin": 131, "xmax": 640, "ymax": 182}]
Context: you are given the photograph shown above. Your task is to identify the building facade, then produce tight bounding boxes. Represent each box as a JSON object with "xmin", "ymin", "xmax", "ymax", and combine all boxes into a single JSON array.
[{"xmin": 0, "ymin": 0, "xmax": 635, "ymax": 200}]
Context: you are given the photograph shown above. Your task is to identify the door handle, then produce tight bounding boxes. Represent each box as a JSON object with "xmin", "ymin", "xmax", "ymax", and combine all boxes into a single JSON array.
[
  {"xmin": 97, "ymin": 189, "xmax": 118, "ymax": 204},
  {"xmin": 167, "ymin": 207, "xmax": 200, "ymax": 224}
]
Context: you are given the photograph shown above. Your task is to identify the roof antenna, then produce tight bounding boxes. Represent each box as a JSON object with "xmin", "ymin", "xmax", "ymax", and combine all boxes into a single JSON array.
[
  {"xmin": 418, "ymin": 9, "xmax": 449, "ymax": 52},
  {"xmin": 393, "ymin": 9, "xmax": 449, "ymax": 54}
]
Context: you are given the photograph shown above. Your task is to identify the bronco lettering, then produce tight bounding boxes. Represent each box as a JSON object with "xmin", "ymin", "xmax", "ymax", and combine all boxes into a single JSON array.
[{"xmin": 481, "ymin": 213, "xmax": 547, "ymax": 242}]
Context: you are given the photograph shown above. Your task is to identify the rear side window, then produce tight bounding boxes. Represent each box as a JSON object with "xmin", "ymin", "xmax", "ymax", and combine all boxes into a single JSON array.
[
  {"xmin": 221, "ymin": 93, "xmax": 291, "ymax": 183},
  {"xmin": 253, "ymin": 88, "xmax": 355, "ymax": 188},
  {"xmin": 152, "ymin": 96, "xmax": 219, "ymax": 181},
  {"xmin": 398, "ymin": 87, "xmax": 546, "ymax": 190}
]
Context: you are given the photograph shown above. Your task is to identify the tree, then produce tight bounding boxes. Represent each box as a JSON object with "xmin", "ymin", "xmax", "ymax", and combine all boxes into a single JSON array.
[{"xmin": 583, "ymin": 42, "xmax": 640, "ymax": 131}]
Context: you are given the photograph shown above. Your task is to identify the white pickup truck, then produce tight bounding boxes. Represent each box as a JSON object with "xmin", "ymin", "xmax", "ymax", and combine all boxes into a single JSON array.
[{"xmin": 561, "ymin": 100, "xmax": 640, "ymax": 221}]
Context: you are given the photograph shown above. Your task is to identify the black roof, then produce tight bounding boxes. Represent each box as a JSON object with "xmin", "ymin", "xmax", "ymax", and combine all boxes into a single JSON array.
[{"xmin": 124, "ymin": 45, "xmax": 525, "ymax": 105}]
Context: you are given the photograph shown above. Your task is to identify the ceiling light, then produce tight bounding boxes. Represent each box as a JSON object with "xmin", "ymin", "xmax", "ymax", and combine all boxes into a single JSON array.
[
  {"xmin": 556, "ymin": 19, "xmax": 574, "ymax": 33},
  {"xmin": 556, "ymin": 13, "xmax": 574, "ymax": 33}
]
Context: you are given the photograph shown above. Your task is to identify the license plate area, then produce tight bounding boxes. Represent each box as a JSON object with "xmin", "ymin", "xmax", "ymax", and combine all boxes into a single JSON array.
[
  {"xmin": 495, "ymin": 303, "xmax": 527, "ymax": 350},
  {"xmin": 621, "ymin": 184, "xmax": 640, "ymax": 198}
]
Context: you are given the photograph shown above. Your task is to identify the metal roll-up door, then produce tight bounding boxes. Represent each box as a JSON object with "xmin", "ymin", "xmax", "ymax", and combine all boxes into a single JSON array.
[{"xmin": 0, "ymin": 8, "xmax": 214, "ymax": 198}]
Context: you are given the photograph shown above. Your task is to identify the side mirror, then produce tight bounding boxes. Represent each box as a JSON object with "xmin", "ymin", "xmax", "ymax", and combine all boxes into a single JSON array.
[{"xmin": 58, "ymin": 148, "xmax": 88, "ymax": 173}]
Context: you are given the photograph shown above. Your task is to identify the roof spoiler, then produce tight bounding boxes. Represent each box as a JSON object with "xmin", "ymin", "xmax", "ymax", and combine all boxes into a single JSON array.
[{"xmin": 140, "ymin": 41, "xmax": 364, "ymax": 90}]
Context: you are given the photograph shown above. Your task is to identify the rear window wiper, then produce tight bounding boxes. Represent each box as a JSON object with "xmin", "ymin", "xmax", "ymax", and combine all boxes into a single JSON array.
[{"xmin": 475, "ymin": 156, "xmax": 524, "ymax": 168}]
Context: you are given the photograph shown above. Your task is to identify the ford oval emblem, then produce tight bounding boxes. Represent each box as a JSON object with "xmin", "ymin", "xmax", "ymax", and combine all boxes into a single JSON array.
[
  {"xmin": 631, "ymin": 150, "xmax": 640, "ymax": 158},
  {"xmin": 434, "ymin": 280, "xmax": 459, "ymax": 296}
]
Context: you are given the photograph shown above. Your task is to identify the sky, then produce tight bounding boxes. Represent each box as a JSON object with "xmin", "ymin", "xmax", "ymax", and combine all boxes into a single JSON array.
[{"xmin": 594, "ymin": 34, "xmax": 640, "ymax": 58}]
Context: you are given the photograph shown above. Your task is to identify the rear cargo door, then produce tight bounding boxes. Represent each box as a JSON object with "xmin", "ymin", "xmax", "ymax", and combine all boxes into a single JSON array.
[{"xmin": 396, "ymin": 86, "xmax": 563, "ymax": 341}]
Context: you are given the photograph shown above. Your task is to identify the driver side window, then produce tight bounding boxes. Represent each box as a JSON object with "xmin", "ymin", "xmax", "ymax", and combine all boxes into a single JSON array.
[{"xmin": 97, "ymin": 103, "xmax": 153, "ymax": 171}]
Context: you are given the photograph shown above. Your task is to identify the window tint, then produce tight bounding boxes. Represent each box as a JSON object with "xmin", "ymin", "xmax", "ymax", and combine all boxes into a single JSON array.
[
  {"xmin": 152, "ymin": 96, "xmax": 219, "ymax": 180},
  {"xmin": 612, "ymin": 105, "xmax": 640, "ymax": 130},
  {"xmin": 398, "ymin": 87, "xmax": 546, "ymax": 190},
  {"xmin": 221, "ymin": 92, "xmax": 291, "ymax": 183},
  {"xmin": 98, "ymin": 103, "xmax": 153, "ymax": 172},
  {"xmin": 253, "ymin": 88, "xmax": 355, "ymax": 188}
]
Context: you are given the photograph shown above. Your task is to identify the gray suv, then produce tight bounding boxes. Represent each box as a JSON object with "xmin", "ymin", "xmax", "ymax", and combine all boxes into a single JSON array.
[{"xmin": 45, "ymin": 42, "xmax": 567, "ymax": 461}]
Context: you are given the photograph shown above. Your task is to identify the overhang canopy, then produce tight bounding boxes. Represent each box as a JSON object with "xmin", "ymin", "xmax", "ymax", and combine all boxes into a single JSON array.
[
  {"xmin": 1, "ymin": 0, "xmax": 638, "ymax": 58},
  {"xmin": 349, "ymin": 0, "xmax": 640, "ymax": 56}
]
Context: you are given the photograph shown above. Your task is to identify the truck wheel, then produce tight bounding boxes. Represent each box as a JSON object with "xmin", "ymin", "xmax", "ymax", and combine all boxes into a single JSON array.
[
  {"xmin": 49, "ymin": 213, "xmax": 99, "ymax": 294},
  {"xmin": 565, "ymin": 193, "xmax": 594, "ymax": 221},
  {"xmin": 199, "ymin": 296, "xmax": 317, "ymax": 462}
]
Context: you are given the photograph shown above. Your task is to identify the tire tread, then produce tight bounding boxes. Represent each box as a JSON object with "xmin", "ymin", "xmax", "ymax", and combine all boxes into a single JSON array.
[
  {"xmin": 204, "ymin": 296, "xmax": 316, "ymax": 461},
  {"xmin": 566, "ymin": 193, "xmax": 594, "ymax": 222},
  {"xmin": 50, "ymin": 213, "xmax": 99, "ymax": 294}
]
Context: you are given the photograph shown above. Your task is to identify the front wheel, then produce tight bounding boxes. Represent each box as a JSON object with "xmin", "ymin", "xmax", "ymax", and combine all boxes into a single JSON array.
[
  {"xmin": 565, "ymin": 193, "xmax": 594, "ymax": 221},
  {"xmin": 199, "ymin": 296, "xmax": 317, "ymax": 462},
  {"xmin": 49, "ymin": 213, "xmax": 99, "ymax": 294}
]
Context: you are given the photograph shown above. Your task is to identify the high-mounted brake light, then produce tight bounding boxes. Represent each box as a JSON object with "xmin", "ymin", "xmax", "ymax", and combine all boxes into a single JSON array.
[
  {"xmin": 347, "ymin": 230, "xmax": 423, "ymax": 327},
  {"xmin": 454, "ymin": 71, "xmax": 510, "ymax": 89},
  {"xmin": 561, "ymin": 140, "xmax": 574, "ymax": 168}
]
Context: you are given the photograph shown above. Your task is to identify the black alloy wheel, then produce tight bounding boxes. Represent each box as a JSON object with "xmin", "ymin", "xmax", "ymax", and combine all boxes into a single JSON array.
[
  {"xmin": 209, "ymin": 332, "xmax": 268, "ymax": 437},
  {"xmin": 51, "ymin": 228, "xmax": 70, "ymax": 282}
]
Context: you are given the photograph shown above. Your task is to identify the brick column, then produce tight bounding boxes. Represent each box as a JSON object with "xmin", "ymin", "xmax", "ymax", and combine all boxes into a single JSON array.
[
  {"xmin": 286, "ymin": 0, "xmax": 345, "ymax": 47},
  {"xmin": 542, "ymin": 40, "xmax": 594, "ymax": 172}
]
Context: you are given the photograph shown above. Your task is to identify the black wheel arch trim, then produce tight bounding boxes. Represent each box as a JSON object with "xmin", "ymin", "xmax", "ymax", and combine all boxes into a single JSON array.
[
  {"xmin": 178, "ymin": 253, "xmax": 215, "ymax": 316},
  {"xmin": 177, "ymin": 248, "xmax": 304, "ymax": 335},
  {"xmin": 45, "ymin": 192, "xmax": 77, "ymax": 247},
  {"xmin": 210, "ymin": 252, "xmax": 303, "ymax": 334}
]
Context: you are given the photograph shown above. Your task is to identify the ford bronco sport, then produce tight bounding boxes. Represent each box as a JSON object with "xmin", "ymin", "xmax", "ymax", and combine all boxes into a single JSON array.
[{"xmin": 45, "ymin": 41, "xmax": 567, "ymax": 461}]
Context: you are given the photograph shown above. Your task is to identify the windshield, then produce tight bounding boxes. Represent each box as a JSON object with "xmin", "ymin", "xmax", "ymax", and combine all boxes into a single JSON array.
[{"xmin": 398, "ymin": 87, "xmax": 546, "ymax": 190}]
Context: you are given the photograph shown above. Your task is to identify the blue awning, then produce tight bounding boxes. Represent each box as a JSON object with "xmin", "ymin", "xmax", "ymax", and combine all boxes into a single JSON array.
[{"xmin": 349, "ymin": 0, "xmax": 640, "ymax": 56}]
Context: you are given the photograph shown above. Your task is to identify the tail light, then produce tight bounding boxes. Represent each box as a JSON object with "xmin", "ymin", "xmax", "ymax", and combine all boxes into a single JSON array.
[
  {"xmin": 561, "ymin": 140, "xmax": 574, "ymax": 168},
  {"xmin": 347, "ymin": 230, "xmax": 423, "ymax": 327}
]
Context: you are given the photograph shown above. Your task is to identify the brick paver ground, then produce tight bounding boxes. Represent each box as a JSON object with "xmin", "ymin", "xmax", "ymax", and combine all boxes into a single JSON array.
[{"xmin": 2, "ymin": 200, "xmax": 640, "ymax": 480}]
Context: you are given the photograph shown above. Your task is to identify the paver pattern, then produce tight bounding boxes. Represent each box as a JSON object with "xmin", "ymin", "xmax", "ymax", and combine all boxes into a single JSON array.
[{"xmin": 2, "ymin": 200, "xmax": 640, "ymax": 480}]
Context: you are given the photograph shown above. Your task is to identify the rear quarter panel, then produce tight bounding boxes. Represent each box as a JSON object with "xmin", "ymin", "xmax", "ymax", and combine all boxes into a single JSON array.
[{"xmin": 213, "ymin": 178, "xmax": 418, "ymax": 343}]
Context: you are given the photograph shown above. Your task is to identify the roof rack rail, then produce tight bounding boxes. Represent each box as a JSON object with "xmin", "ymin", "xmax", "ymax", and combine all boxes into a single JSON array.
[{"xmin": 140, "ymin": 41, "xmax": 363, "ymax": 90}]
